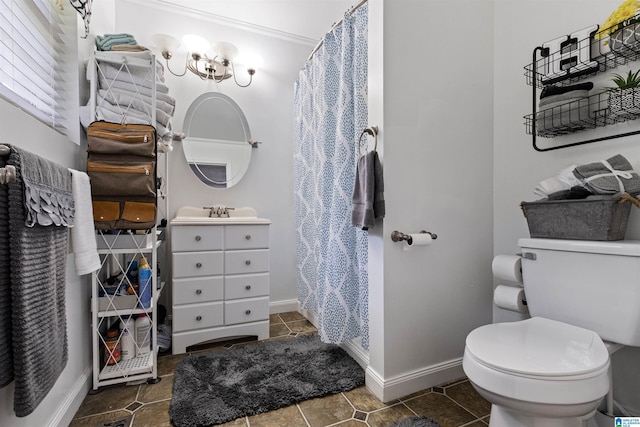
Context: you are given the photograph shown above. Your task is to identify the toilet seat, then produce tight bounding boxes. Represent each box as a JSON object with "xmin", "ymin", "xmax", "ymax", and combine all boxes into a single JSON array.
[
  {"xmin": 463, "ymin": 317, "xmax": 610, "ymax": 406},
  {"xmin": 466, "ymin": 317, "xmax": 610, "ymax": 378}
]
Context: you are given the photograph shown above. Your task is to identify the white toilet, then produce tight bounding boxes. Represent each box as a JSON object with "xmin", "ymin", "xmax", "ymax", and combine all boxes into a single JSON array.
[{"xmin": 463, "ymin": 238, "xmax": 640, "ymax": 427}]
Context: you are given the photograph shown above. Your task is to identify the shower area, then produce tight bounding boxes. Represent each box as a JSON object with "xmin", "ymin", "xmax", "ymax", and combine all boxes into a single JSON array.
[{"xmin": 293, "ymin": 1, "xmax": 370, "ymax": 350}]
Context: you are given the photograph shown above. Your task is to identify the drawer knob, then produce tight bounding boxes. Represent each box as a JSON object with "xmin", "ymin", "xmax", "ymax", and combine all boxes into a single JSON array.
[
  {"xmin": 196, "ymin": 289, "xmax": 202, "ymax": 295},
  {"xmin": 196, "ymin": 262, "xmax": 202, "ymax": 268},
  {"xmin": 245, "ymin": 260, "xmax": 251, "ymax": 265},
  {"xmin": 195, "ymin": 235, "xmax": 201, "ymax": 241},
  {"xmin": 196, "ymin": 315, "xmax": 202, "ymax": 321},
  {"xmin": 245, "ymin": 234, "xmax": 251, "ymax": 240},
  {"xmin": 245, "ymin": 285, "xmax": 251, "ymax": 291},
  {"xmin": 245, "ymin": 310, "xmax": 251, "ymax": 315}
]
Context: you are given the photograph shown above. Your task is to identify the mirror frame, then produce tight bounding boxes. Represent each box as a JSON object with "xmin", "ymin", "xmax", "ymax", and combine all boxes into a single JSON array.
[{"xmin": 182, "ymin": 92, "xmax": 252, "ymax": 188}]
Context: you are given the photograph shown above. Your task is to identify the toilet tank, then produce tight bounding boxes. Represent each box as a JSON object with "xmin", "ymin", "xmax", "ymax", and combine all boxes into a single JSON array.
[{"xmin": 518, "ymin": 238, "xmax": 640, "ymax": 346}]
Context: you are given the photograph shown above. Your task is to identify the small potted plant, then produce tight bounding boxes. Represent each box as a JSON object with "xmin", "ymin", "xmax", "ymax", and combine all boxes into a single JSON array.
[{"xmin": 607, "ymin": 69, "xmax": 640, "ymax": 117}]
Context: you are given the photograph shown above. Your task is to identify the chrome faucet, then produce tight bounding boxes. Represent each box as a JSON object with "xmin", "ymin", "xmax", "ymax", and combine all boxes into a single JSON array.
[{"xmin": 203, "ymin": 206, "xmax": 234, "ymax": 218}]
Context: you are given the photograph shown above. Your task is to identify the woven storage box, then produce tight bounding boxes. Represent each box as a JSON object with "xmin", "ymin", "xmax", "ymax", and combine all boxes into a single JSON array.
[{"xmin": 521, "ymin": 195, "xmax": 631, "ymax": 241}]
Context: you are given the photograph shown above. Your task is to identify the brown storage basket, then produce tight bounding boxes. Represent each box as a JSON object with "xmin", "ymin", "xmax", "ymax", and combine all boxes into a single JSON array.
[{"xmin": 520, "ymin": 195, "xmax": 633, "ymax": 241}]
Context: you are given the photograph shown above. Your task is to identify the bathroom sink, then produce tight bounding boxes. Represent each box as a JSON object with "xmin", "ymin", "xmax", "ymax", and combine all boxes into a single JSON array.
[{"xmin": 171, "ymin": 206, "xmax": 271, "ymax": 224}]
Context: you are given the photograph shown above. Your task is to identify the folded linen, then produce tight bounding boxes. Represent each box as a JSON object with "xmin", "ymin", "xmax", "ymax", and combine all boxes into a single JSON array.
[
  {"xmin": 111, "ymin": 44, "xmax": 149, "ymax": 52},
  {"xmin": 69, "ymin": 169, "xmax": 100, "ymax": 276},
  {"xmin": 351, "ymin": 151, "xmax": 385, "ymax": 230},
  {"xmin": 536, "ymin": 97, "xmax": 592, "ymax": 134},
  {"xmin": 96, "ymin": 61, "xmax": 170, "ymax": 93},
  {"xmin": 98, "ymin": 88, "xmax": 173, "ymax": 120},
  {"xmin": 534, "ymin": 164, "xmax": 584, "ymax": 198},
  {"xmin": 573, "ymin": 154, "xmax": 640, "ymax": 195},
  {"xmin": 95, "ymin": 33, "xmax": 137, "ymax": 51},
  {"xmin": 539, "ymin": 90, "xmax": 591, "ymax": 107},
  {"xmin": 98, "ymin": 75, "xmax": 175, "ymax": 105},
  {"xmin": 540, "ymin": 82, "xmax": 594, "ymax": 99},
  {"xmin": 96, "ymin": 92, "xmax": 172, "ymax": 127}
]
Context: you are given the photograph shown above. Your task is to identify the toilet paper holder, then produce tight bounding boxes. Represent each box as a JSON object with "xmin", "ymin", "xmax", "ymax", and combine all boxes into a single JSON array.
[{"xmin": 390, "ymin": 230, "xmax": 438, "ymax": 244}]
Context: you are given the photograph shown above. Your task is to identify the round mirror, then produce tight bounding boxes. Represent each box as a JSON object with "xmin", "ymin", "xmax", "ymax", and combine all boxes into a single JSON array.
[{"xmin": 182, "ymin": 92, "xmax": 252, "ymax": 188}]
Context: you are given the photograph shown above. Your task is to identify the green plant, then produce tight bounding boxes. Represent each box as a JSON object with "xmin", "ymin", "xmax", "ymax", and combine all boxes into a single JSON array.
[{"xmin": 607, "ymin": 69, "xmax": 640, "ymax": 91}]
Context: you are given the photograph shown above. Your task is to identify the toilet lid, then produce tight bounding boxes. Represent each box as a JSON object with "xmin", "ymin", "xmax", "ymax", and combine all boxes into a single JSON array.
[{"xmin": 465, "ymin": 317, "xmax": 609, "ymax": 377}]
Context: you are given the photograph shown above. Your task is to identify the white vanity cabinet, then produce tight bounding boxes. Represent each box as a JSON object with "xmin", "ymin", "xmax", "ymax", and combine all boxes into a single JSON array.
[{"xmin": 171, "ymin": 219, "xmax": 271, "ymax": 354}]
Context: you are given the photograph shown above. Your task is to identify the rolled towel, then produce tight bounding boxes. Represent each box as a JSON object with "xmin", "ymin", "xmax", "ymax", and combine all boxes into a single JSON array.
[{"xmin": 573, "ymin": 154, "xmax": 640, "ymax": 195}]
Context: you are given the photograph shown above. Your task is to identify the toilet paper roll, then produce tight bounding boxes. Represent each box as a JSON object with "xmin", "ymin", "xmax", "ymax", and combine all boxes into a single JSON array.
[
  {"xmin": 494, "ymin": 285, "xmax": 529, "ymax": 313},
  {"xmin": 492, "ymin": 255, "xmax": 522, "ymax": 283},
  {"xmin": 403, "ymin": 233, "xmax": 433, "ymax": 251}
]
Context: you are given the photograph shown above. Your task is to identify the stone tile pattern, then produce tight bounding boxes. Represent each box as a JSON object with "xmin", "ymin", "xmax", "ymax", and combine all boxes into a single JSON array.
[{"xmin": 70, "ymin": 312, "xmax": 490, "ymax": 427}]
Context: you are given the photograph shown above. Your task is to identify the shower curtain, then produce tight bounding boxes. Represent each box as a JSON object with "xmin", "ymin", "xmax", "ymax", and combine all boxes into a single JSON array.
[{"xmin": 293, "ymin": 3, "xmax": 369, "ymax": 349}]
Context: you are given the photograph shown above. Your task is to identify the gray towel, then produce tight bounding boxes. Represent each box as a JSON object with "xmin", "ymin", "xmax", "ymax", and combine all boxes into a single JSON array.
[
  {"xmin": 0, "ymin": 155, "xmax": 13, "ymax": 388},
  {"xmin": 573, "ymin": 154, "xmax": 640, "ymax": 195},
  {"xmin": 19, "ymin": 148, "xmax": 74, "ymax": 227},
  {"xmin": 5, "ymin": 146, "xmax": 69, "ymax": 416},
  {"xmin": 351, "ymin": 151, "xmax": 385, "ymax": 230}
]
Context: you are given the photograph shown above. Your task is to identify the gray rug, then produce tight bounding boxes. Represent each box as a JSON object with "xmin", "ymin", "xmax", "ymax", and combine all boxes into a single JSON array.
[
  {"xmin": 388, "ymin": 416, "xmax": 441, "ymax": 427},
  {"xmin": 169, "ymin": 334, "xmax": 365, "ymax": 427}
]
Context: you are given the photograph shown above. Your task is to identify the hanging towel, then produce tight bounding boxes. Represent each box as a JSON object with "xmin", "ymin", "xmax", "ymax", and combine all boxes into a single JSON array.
[
  {"xmin": 69, "ymin": 169, "xmax": 101, "ymax": 276},
  {"xmin": 573, "ymin": 154, "xmax": 640, "ymax": 195},
  {"xmin": 6, "ymin": 146, "xmax": 70, "ymax": 416},
  {"xmin": 0, "ymin": 155, "xmax": 13, "ymax": 389},
  {"xmin": 20, "ymin": 148, "xmax": 74, "ymax": 227},
  {"xmin": 351, "ymin": 151, "xmax": 385, "ymax": 230}
]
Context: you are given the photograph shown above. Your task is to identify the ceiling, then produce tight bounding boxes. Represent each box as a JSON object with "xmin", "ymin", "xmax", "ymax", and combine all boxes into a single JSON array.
[{"xmin": 154, "ymin": 0, "xmax": 357, "ymax": 41}]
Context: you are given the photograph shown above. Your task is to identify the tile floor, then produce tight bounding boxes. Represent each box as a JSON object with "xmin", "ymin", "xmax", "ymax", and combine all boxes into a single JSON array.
[{"xmin": 70, "ymin": 312, "xmax": 491, "ymax": 427}]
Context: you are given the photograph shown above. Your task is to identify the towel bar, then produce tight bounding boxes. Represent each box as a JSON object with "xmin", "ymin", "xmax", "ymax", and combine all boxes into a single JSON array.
[
  {"xmin": 391, "ymin": 230, "xmax": 438, "ymax": 244},
  {"xmin": 0, "ymin": 144, "xmax": 16, "ymax": 184}
]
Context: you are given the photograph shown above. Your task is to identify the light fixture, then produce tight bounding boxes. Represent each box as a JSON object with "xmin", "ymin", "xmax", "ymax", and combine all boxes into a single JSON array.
[{"xmin": 151, "ymin": 33, "xmax": 261, "ymax": 87}]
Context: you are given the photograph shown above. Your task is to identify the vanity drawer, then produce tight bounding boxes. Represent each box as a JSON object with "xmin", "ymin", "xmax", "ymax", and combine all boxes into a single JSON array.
[
  {"xmin": 225, "ymin": 249, "xmax": 269, "ymax": 274},
  {"xmin": 172, "ymin": 225, "xmax": 224, "ymax": 252},
  {"xmin": 173, "ymin": 251, "xmax": 223, "ymax": 278},
  {"xmin": 173, "ymin": 301, "xmax": 223, "ymax": 332},
  {"xmin": 173, "ymin": 276, "xmax": 223, "ymax": 305},
  {"xmin": 225, "ymin": 225, "xmax": 269, "ymax": 250},
  {"xmin": 224, "ymin": 296, "xmax": 269, "ymax": 325},
  {"xmin": 225, "ymin": 273, "xmax": 269, "ymax": 300}
]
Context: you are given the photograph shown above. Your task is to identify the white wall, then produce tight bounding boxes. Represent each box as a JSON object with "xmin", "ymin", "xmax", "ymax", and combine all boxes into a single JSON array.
[
  {"xmin": 108, "ymin": 0, "xmax": 343, "ymax": 310},
  {"xmin": 366, "ymin": 0, "xmax": 495, "ymax": 401},
  {"xmin": 494, "ymin": 0, "xmax": 640, "ymax": 414},
  {"xmin": 0, "ymin": 6, "xmax": 91, "ymax": 426}
]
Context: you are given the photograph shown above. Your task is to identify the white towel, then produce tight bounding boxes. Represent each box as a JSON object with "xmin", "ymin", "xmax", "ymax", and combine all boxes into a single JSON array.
[{"xmin": 69, "ymin": 169, "xmax": 101, "ymax": 275}]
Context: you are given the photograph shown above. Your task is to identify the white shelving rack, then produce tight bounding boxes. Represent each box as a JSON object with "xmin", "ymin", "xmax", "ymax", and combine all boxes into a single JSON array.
[
  {"xmin": 88, "ymin": 51, "xmax": 169, "ymax": 391},
  {"xmin": 91, "ymin": 232, "xmax": 163, "ymax": 390}
]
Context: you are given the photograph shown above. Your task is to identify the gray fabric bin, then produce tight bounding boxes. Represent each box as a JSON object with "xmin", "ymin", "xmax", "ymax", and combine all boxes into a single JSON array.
[{"xmin": 520, "ymin": 195, "xmax": 631, "ymax": 241}]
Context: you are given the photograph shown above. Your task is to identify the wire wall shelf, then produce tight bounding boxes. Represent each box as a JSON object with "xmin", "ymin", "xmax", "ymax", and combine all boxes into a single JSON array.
[{"xmin": 524, "ymin": 18, "xmax": 640, "ymax": 151}]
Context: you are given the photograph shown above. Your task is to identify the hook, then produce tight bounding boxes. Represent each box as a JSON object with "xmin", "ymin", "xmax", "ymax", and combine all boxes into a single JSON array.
[{"xmin": 358, "ymin": 125, "xmax": 378, "ymax": 155}]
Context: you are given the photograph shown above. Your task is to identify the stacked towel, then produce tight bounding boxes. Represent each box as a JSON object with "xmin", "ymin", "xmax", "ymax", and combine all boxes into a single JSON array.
[
  {"xmin": 534, "ymin": 164, "xmax": 584, "ymax": 198},
  {"xmin": 95, "ymin": 33, "xmax": 137, "ymax": 51},
  {"xmin": 536, "ymin": 82, "xmax": 594, "ymax": 134},
  {"xmin": 351, "ymin": 151, "xmax": 385, "ymax": 230},
  {"xmin": 573, "ymin": 154, "xmax": 640, "ymax": 195},
  {"xmin": 82, "ymin": 51, "xmax": 176, "ymax": 139},
  {"xmin": 2, "ymin": 146, "xmax": 70, "ymax": 416}
]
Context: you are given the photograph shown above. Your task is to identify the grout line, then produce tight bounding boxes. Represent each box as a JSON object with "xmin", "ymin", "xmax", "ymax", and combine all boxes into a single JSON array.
[
  {"xmin": 296, "ymin": 403, "xmax": 312, "ymax": 427},
  {"xmin": 441, "ymin": 393, "xmax": 484, "ymax": 421}
]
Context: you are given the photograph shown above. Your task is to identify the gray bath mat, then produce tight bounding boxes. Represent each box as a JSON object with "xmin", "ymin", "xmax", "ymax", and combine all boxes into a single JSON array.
[
  {"xmin": 388, "ymin": 416, "xmax": 442, "ymax": 427},
  {"xmin": 169, "ymin": 334, "xmax": 365, "ymax": 427}
]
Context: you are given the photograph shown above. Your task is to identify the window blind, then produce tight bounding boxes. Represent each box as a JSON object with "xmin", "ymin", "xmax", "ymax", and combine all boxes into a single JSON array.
[{"xmin": 0, "ymin": 0, "xmax": 72, "ymax": 133}]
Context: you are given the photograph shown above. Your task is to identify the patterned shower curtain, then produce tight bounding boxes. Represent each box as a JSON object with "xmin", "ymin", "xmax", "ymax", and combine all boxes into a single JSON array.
[{"xmin": 293, "ymin": 4, "xmax": 369, "ymax": 349}]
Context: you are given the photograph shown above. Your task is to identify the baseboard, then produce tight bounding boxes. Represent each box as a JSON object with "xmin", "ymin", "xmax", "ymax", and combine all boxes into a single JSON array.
[
  {"xmin": 48, "ymin": 365, "xmax": 92, "ymax": 427},
  {"xmin": 269, "ymin": 299, "xmax": 299, "ymax": 314},
  {"xmin": 341, "ymin": 338, "xmax": 369, "ymax": 369},
  {"xmin": 365, "ymin": 358, "xmax": 465, "ymax": 403}
]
